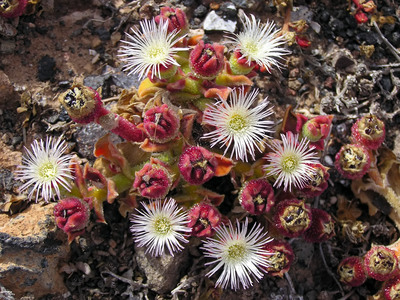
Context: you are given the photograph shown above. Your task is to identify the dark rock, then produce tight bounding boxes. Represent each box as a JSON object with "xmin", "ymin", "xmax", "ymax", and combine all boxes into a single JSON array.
[
  {"xmin": 231, "ymin": 0, "xmax": 247, "ymax": 8},
  {"xmin": 83, "ymin": 74, "xmax": 107, "ymax": 90},
  {"xmin": 389, "ymin": 31, "xmax": 400, "ymax": 48},
  {"xmin": 95, "ymin": 27, "xmax": 111, "ymax": 41},
  {"xmin": 356, "ymin": 31, "xmax": 379, "ymax": 45},
  {"xmin": 193, "ymin": 5, "xmax": 207, "ymax": 18},
  {"xmin": 73, "ymin": 123, "xmax": 110, "ymax": 160},
  {"xmin": 319, "ymin": 10, "xmax": 330, "ymax": 23},
  {"xmin": 220, "ymin": 2, "xmax": 237, "ymax": 19},
  {"xmin": 183, "ymin": 0, "xmax": 196, "ymax": 6},
  {"xmin": 329, "ymin": 18, "xmax": 344, "ymax": 33},
  {"xmin": 37, "ymin": 55, "xmax": 56, "ymax": 82},
  {"xmin": 0, "ymin": 168, "xmax": 15, "ymax": 192},
  {"xmin": 380, "ymin": 76, "xmax": 393, "ymax": 92},
  {"xmin": 11, "ymin": 136, "xmax": 22, "ymax": 146}
]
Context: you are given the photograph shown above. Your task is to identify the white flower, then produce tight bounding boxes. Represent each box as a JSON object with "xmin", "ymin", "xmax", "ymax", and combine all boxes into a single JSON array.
[
  {"xmin": 118, "ymin": 18, "xmax": 188, "ymax": 80},
  {"xmin": 226, "ymin": 14, "xmax": 290, "ymax": 70},
  {"xmin": 265, "ymin": 132, "xmax": 320, "ymax": 192},
  {"xmin": 15, "ymin": 136, "xmax": 74, "ymax": 202},
  {"xmin": 202, "ymin": 88, "xmax": 274, "ymax": 162},
  {"xmin": 130, "ymin": 198, "xmax": 191, "ymax": 257},
  {"xmin": 201, "ymin": 218, "xmax": 272, "ymax": 290}
]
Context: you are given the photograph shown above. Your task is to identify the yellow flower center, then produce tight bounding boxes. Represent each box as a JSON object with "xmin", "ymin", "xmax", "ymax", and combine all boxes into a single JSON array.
[
  {"xmin": 38, "ymin": 162, "xmax": 57, "ymax": 181},
  {"xmin": 229, "ymin": 114, "xmax": 248, "ymax": 132},
  {"xmin": 154, "ymin": 216, "xmax": 172, "ymax": 235},
  {"xmin": 242, "ymin": 40, "xmax": 258, "ymax": 57},
  {"xmin": 281, "ymin": 155, "xmax": 299, "ymax": 173},
  {"xmin": 146, "ymin": 46, "xmax": 167, "ymax": 63},
  {"xmin": 226, "ymin": 242, "xmax": 246, "ymax": 262}
]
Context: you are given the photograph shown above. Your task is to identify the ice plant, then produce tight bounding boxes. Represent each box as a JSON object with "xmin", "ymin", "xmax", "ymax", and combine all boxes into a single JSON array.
[
  {"xmin": 299, "ymin": 163, "xmax": 329, "ymax": 198},
  {"xmin": 303, "ymin": 208, "xmax": 335, "ymax": 243},
  {"xmin": 154, "ymin": 7, "xmax": 189, "ymax": 36},
  {"xmin": 226, "ymin": 14, "xmax": 290, "ymax": 74},
  {"xmin": 189, "ymin": 41, "xmax": 225, "ymax": 80},
  {"xmin": 201, "ymin": 218, "xmax": 272, "ymax": 290},
  {"xmin": 118, "ymin": 18, "xmax": 188, "ymax": 80},
  {"xmin": 202, "ymin": 88, "xmax": 274, "ymax": 162},
  {"xmin": 364, "ymin": 246, "xmax": 399, "ymax": 281},
  {"xmin": 53, "ymin": 197, "xmax": 91, "ymax": 243},
  {"xmin": 273, "ymin": 198, "xmax": 313, "ymax": 238},
  {"xmin": 262, "ymin": 239, "xmax": 294, "ymax": 277},
  {"xmin": 351, "ymin": 115, "xmax": 386, "ymax": 150},
  {"xmin": 384, "ymin": 275, "xmax": 400, "ymax": 300},
  {"xmin": 187, "ymin": 202, "xmax": 222, "ymax": 237},
  {"xmin": 0, "ymin": 0, "xmax": 27, "ymax": 18},
  {"xmin": 239, "ymin": 178, "xmax": 275, "ymax": 215},
  {"xmin": 264, "ymin": 132, "xmax": 320, "ymax": 192},
  {"xmin": 334, "ymin": 143, "xmax": 371, "ymax": 180},
  {"xmin": 130, "ymin": 198, "xmax": 191, "ymax": 257},
  {"xmin": 337, "ymin": 256, "xmax": 367, "ymax": 287},
  {"xmin": 178, "ymin": 146, "xmax": 217, "ymax": 185},
  {"xmin": 142, "ymin": 104, "xmax": 180, "ymax": 143},
  {"xmin": 301, "ymin": 115, "xmax": 333, "ymax": 150},
  {"xmin": 15, "ymin": 136, "xmax": 74, "ymax": 203},
  {"xmin": 133, "ymin": 161, "xmax": 173, "ymax": 199}
]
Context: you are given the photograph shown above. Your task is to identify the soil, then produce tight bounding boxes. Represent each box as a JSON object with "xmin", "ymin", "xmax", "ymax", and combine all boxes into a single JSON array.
[{"xmin": 1, "ymin": 0, "xmax": 400, "ymax": 299}]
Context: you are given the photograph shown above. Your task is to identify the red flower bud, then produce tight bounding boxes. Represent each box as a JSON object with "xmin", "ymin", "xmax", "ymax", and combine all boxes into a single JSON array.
[
  {"xmin": 303, "ymin": 208, "xmax": 335, "ymax": 243},
  {"xmin": 133, "ymin": 162, "xmax": 172, "ymax": 199},
  {"xmin": 384, "ymin": 275, "xmax": 400, "ymax": 300},
  {"xmin": 189, "ymin": 40, "xmax": 225, "ymax": 80},
  {"xmin": 0, "ymin": 0, "xmax": 27, "ymax": 18},
  {"xmin": 262, "ymin": 239, "xmax": 295, "ymax": 277},
  {"xmin": 337, "ymin": 256, "xmax": 367, "ymax": 287},
  {"xmin": 155, "ymin": 7, "xmax": 189, "ymax": 36},
  {"xmin": 178, "ymin": 146, "xmax": 217, "ymax": 185},
  {"xmin": 239, "ymin": 178, "xmax": 275, "ymax": 215},
  {"xmin": 187, "ymin": 202, "xmax": 221, "ymax": 237},
  {"xmin": 351, "ymin": 115, "xmax": 385, "ymax": 150},
  {"xmin": 143, "ymin": 104, "xmax": 180, "ymax": 143},
  {"xmin": 362, "ymin": 0, "xmax": 376, "ymax": 13},
  {"xmin": 273, "ymin": 199, "xmax": 313, "ymax": 238},
  {"xmin": 299, "ymin": 163, "xmax": 329, "ymax": 198},
  {"xmin": 301, "ymin": 115, "xmax": 333, "ymax": 150},
  {"xmin": 295, "ymin": 35, "xmax": 311, "ymax": 48},
  {"xmin": 334, "ymin": 143, "xmax": 371, "ymax": 180},
  {"xmin": 364, "ymin": 246, "xmax": 399, "ymax": 281},
  {"xmin": 54, "ymin": 197, "xmax": 91, "ymax": 243},
  {"xmin": 354, "ymin": 11, "xmax": 368, "ymax": 24}
]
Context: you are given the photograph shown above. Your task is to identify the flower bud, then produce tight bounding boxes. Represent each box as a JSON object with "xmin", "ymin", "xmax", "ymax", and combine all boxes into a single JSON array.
[
  {"xmin": 262, "ymin": 239, "xmax": 294, "ymax": 277},
  {"xmin": 143, "ymin": 104, "xmax": 180, "ymax": 143},
  {"xmin": 239, "ymin": 178, "xmax": 275, "ymax": 215},
  {"xmin": 354, "ymin": 10, "xmax": 368, "ymax": 24},
  {"xmin": 301, "ymin": 115, "xmax": 333, "ymax": 149},
  {"xmin": 273, "ymin": 199, "xmax": 312, "ymax": 238},
  {"xmin": 334, "ymin": 143, "xmax": 371, "ymax": 180},
  {"xmin": 133, "ymin": 162, "xmax": 172, "ymax": 199},
  {"xmin": 59, "ymin": 84, "xmax": 104, "ymax": 124},
  {"xmin": 155, "ymin": 7, "xmax": 189, "ymax": 36},
  {"xmin": 364, "ymin": 246, "xmax": 399, "ymax": 281},
  {"xmin": 228, "ymin": 49, "xmax": 257, "ymax": 75},
  {"xmin": 189, "ymin": 40, "xmax": 225, "ymax": 80},
  {"xmin": 187, "ymin": 202, "xmax": 221, "ymax": 237},
  {"xmin": 0, "ymin": 0, "xmax": 27, "ymax": 18},
  {"xmin": 295, "ymin": 35, "xmax": 311, "ymax": 48},
  {"xmin": 303, "ymin": 208, "xmax": 335, "ymax": 243},
  {"xmin": 384, "ymin": 275, "xmax": 400, "ymax": 300},
  {"xmin": 337, "ymin": 256, "xmax": 367, "ymax": 287},
  {"xmin": 54, "ymin": 197, "xmax": 91, "ymax": 243},
  {"xmin": 299, "ymin": 163, "xmax": 329, "ymax": 198},
  {"xmin": 351, "ymin": 115, "xmax": 385, "ymax": 150},
  {"xmin": 178, "ymin": 146, "xmax": 217, "ymax": 185}
]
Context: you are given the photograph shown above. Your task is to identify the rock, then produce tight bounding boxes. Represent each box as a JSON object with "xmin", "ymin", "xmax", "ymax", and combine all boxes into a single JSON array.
[
  {"xmin": 0, "ymin": 140, "xmax": 21, "ymax": 169},
  {"xmin": 231, "ymin": 0, "xmax": 247, "ymax": 8},
  {"xmin": 203, "ymin": 10, "xmax": 236, "ymax": 33},
  {"xmin": 0, "ymin": 70, "xmax": 17, "ymax": 109},
  {"xmin": 37, "ymin": 55, "xmax": 56, "ymax": 82},
  {"xmin": 134, "ymin": 245, "xmax": 189, "ymax": 294},
  {"xmin": 73, "ymin": 123, "xmax": 110, "ymax": 161},
  {"xmin": 0, "ymin": 203, "xmax": 69, "ymax": 298},
  {"xmin": 193, "ymin": 5, "xmax": 208, "ymax": 18},
  {"xmin": 220, "ymin": 2, "xmax": 237, "ymax": 19},
  {"xmin": 0, "ymin": 40, "xmax": 16, "ymax": 54}
]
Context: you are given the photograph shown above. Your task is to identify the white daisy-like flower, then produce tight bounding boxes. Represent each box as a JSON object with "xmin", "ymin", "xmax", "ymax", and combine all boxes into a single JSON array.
[
  {"xmin": 202, "ymin": 87, "xmax": 274, "ymax": 162},
  {"xmin": 15, "ymin": 136, "xmax": 74, "ymax": 203},
  {"xmin": 118, "ymin": 18, "xmax": 188, "ymax": 80},
  {"xmin": 201, "ymin": 218, "xmax": 272, "ymax": 290},
  {"xmin": 130, "ymin": 198, "xmax": 191, "ymax": 257},
  {"xmin": 265, "ymin": 132, "xmax": 320, "ymax": 192},
  {"xmin": 226, "ymin": 14, "xmax": 290, "ymax": 70}
]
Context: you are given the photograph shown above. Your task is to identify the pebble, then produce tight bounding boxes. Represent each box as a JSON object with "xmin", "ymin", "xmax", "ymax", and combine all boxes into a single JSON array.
[
  {"xmin": 323, "ymin": 155, "xmax": 334, "ymax": 167},
  {"xmin": 193, "ymin": 5, "xmax": 208, "ymax": 18},
  {"xmin": 0, "ymin": 40, "xmax": 16, "ymax": 54},
  {"xmin": 220, "ymin": 2, "xmax": 237, "ymax": 19},
  {"xmin": 37, "ymin": 55, "xmax": 56, "ymax": 82},
  {"xmin": 203, "ymin": 10, "xmax": 236, "ymax": 33},
  {"xmin": 231, "ymin": 0, "xmax": 247, "ymax": 8}
]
